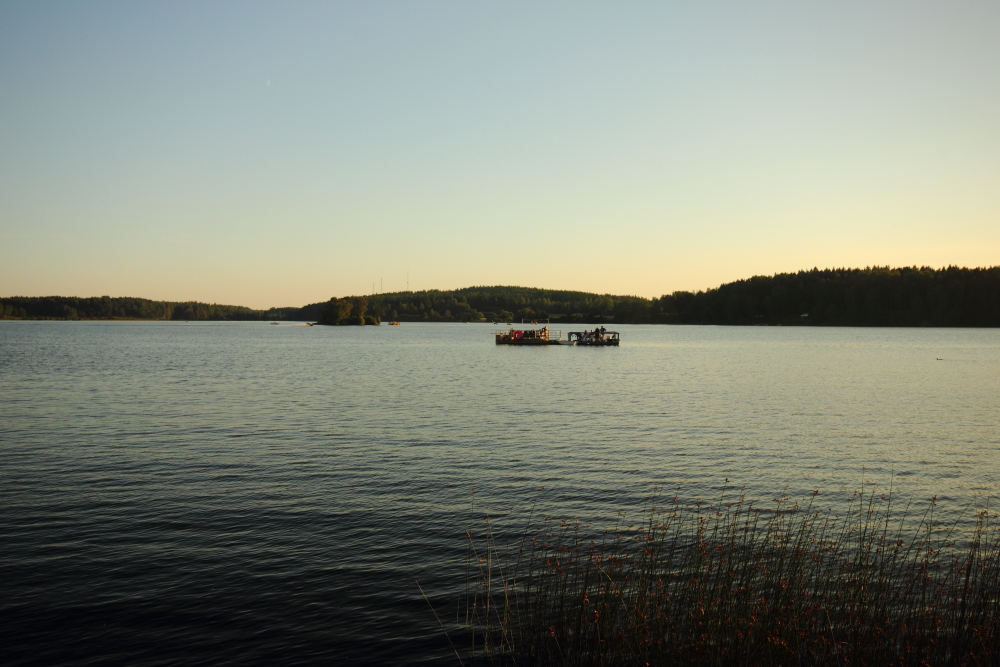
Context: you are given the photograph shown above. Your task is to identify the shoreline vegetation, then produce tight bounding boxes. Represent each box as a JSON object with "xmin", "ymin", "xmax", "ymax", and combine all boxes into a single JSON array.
[
  {"xmin": 3, "ymin": 265, "xmax": 1000, "ymax": 326},
  {"xmin": 448, "ymin": 484, "xmax": 999, "ymax": 666},
  {"xmin": 0, "ymin": 296, "xmax": 290, "ymax": 322}
]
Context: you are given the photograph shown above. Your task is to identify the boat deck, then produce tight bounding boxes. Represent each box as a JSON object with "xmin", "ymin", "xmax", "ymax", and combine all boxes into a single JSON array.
[
  {"xmin": 495, "ymin": 327, "xmax": 564, "ymax": 345},
  {"xmin": 495, "ymin": 327, "xmax": 620, "ymax": 346}
]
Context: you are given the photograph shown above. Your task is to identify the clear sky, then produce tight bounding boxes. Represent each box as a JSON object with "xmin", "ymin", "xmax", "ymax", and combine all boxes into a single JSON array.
[{"xmin": 2, "ymin": 2, "xmax": 998, "ymax": 309}]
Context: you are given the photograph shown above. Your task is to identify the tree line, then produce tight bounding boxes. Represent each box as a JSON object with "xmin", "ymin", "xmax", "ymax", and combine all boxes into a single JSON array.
[
  {"xmin": 302, "ymin": 285, "xmax": 651, "ymax": 325},
  {"xmin": 5, "ymin": 266, "xmax": 999, "ymax": 326},
  {"xmin": 0, "ymin": 295, "xmax": 289, "ymax": 321},
  {"xmin": 306, "ymin": 266, "xmax": 1000, "ymax": 327},
  {"xmin": 650, "ymin": 266, "xmax": 1000, "ymax": 327}
]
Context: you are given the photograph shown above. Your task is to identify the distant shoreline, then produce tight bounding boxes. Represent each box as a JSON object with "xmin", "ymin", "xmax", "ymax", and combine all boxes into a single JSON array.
[
  {"xmin": 4, "ymin": 265, "xmax": 1000, "ymax": 326},
  {"xmin": 2, "ymin": 318, "xmax": 996, "ymax": 328}
]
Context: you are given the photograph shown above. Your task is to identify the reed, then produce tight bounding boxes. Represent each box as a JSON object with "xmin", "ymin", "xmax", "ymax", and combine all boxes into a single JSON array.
[{"xmin": 453, "ymin": 482, "xmax": 999, "ymax": 666}]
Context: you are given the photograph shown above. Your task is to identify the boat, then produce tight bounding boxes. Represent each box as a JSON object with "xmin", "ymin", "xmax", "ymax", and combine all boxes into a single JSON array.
[
  {"xmin": 568, "ymin": 329, "xmax": 620, "ymax": 346},
  {"xmin": 495, "ymin": 326, "xmax": 572, "ymax": 345},
  {"xmin": 389, "ymin": 321, "xmax": 401, "ymax": 326}
]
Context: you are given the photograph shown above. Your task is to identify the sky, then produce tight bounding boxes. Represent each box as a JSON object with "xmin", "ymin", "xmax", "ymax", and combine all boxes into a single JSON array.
[{"xmin": 1, "ymin": 2, "xmax": 998, "ymax": 309}]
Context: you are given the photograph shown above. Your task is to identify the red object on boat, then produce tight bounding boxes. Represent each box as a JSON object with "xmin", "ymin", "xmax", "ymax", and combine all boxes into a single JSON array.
[{"xmin": 512, "ymin": 330, "xmax": 524, "ymax": 340}]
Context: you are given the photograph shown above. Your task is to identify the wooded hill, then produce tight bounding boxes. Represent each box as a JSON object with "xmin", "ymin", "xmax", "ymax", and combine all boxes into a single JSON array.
[
  {"xmin": 4, "ymin": 266, "xmax": 999, "ymax": 326},
  {"xmin": 307, "ymin": 266, "xmax": 1000, "ymax": 326},
  {"xmin": 306, "ymin": 286, "xmax": 651, "ymax": 325},
  {"xmin": 650, "ymin": 266, "xmax": 1000, "ymax": 327}
]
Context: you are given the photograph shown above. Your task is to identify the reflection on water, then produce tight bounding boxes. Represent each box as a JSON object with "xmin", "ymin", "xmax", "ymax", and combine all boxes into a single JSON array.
[{"xmin": 1, "ymin": 322, "xmax": 998, "ymax": 665}]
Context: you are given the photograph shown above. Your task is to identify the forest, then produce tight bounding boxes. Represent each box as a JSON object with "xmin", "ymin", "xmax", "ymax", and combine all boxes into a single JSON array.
[
  {"xmin": 649, "ymin": 265, "xmax": 1000, "ymax": 327},
  {"xmin": 4, "ymin": 266, "xmax": 999, "ymax": 327},
  {"xmin": 0, "ymin": 295, "xmax": 291, "ymax": 321},
  {"xmin": 308, "ymin": 266, "xmax": 1000, "ymax": 327},
  {"xmin": 307, "ymin": 286, "xmax": 649, "ymax": 325}
]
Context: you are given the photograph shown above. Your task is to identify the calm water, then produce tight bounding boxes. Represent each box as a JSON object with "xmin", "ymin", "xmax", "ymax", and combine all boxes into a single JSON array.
[{"xmin": 2, "ymin": 322, "xmax": 998, "ymax": 665}]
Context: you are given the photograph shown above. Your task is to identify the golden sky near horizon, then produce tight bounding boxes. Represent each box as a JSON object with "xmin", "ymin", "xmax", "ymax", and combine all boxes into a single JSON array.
[{"xmin": 1, "ymin": 2, "xmax": 998, "ymax": 309}]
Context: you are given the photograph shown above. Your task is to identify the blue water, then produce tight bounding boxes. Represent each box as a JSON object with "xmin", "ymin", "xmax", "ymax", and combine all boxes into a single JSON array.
[{"xmin": 2, "ymin": 321, "xmax": 998, "ymax": 665}]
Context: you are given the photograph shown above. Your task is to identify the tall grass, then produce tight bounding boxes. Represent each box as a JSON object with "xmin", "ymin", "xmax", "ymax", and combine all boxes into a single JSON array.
[{"xmin": 453, "ymin": 482, "xmax": 999, "ymax": 666}]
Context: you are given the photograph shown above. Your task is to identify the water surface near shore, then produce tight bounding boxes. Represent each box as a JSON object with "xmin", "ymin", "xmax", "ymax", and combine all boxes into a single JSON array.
[{"xmin": 1, "ymin": 322, "xmax": 997, "ymax": 665}]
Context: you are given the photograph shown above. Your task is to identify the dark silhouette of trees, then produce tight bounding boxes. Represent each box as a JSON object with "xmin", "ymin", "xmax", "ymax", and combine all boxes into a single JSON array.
[
  {"xmin": 0, "ymin": 296, "xmax": 273, "ymax": 320},
  {"xmin": 5, "ymin": 266, "xmax": 998, "ymax": 326},
  {"xmin": 318, "ymin": 296, "xmax": 380, "ymax": 325},
  {"xmin": 650, "ymin": 266, "xmax": 1000, "ymax": 326},
  {"xmin": 298, "ymin": 267, "xmax": 1000, "ymax": 326}
]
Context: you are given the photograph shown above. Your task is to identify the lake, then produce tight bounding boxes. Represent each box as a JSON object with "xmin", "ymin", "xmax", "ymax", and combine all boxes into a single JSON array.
[{"xmin": 1, "ymin": 321, "xmax": 997, "ymax": 665}]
